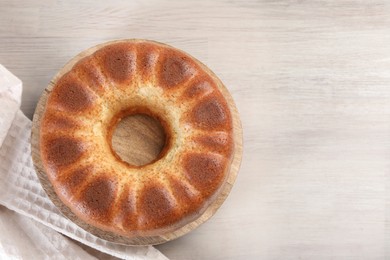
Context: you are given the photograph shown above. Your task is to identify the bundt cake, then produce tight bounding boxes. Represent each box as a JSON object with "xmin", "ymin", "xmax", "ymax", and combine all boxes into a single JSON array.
[{"xmin": 39, "ymin": 39, "xmax": 235, "ymax": 239}]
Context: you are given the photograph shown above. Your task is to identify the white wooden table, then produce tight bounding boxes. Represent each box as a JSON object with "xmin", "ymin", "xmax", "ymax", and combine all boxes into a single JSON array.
[{"xmin": 1, "ymin": 0, "xmax": 389, "ymax": 259}]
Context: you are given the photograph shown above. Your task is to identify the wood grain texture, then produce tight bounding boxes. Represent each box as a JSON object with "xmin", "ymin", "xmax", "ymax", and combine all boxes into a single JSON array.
[
  {"xmin": 1, "ymin": 0, "xmax": 389, "ymax": 259},
  {"xmin": 112, "ymin": 114, "xmax": 166, "ymax": 167}
]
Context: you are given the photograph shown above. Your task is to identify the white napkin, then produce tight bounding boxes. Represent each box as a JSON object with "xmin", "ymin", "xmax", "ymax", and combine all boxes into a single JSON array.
[{"xmin": 0, "ymin": 65, "xmax": 168, "ymax": 260}]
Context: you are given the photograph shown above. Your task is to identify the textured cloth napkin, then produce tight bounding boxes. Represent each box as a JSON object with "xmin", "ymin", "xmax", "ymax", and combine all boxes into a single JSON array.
[{"xmin": 0, "ymin": 64, "xmax": 168, "ymax": 260}]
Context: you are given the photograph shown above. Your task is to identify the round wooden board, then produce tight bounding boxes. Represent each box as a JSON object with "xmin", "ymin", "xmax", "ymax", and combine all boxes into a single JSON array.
[{"xmin": 31, "ymin": 39, "xmax": 243, "ymax": 246}]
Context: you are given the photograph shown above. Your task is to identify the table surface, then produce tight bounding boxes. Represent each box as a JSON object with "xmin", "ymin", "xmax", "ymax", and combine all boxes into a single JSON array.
[{"xmin": 1, "ymin": 0, "xmax": 389, "ymax": 259}]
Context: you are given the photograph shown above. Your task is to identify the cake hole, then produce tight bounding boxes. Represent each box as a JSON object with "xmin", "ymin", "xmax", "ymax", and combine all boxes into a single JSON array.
[{"xmin": 111, "ymin": 114, "xmax": 167, "ymax": 167}]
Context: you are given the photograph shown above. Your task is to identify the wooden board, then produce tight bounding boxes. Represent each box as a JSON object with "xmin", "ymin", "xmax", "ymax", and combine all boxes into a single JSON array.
[{"xmin": 31, "ymin": 40, "xmax": 243, "ymax": 246}]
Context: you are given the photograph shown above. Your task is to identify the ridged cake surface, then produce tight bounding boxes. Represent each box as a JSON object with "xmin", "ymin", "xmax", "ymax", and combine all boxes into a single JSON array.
[{"xmin": 40, "ymin": 40, "xmax": 234, "ymax": 237}]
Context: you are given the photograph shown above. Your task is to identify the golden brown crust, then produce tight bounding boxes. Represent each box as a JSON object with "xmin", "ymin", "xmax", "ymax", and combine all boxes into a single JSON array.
[
  {"xmin": 40, "ymin": 39, "xmax": 234, "ymax": 238},
  {"xmin": 41, "ymin": 137, "xmax": 86, "ymax": 172},
  {"xmin": 189, "ymin": 94, "xmax": 232, "ymax": 130},
  {"xmin": 75, "ymin": 176, "xmax": 118, "ymax": 223},
  {"xmin": 48, "ymin": 72, "xmax": 96, "ymax": 113},
  {"xmin": 181, "ymin": 76, "xmax": 214, "ymax": 99},
  {"xmin": 114, "ymin": 185, "xmax": 138, "ymax": 232},
  {"xmin": 94, "ymin": 43, "xmax": 136, "ymax": 86},
  {"xmin": 193, "ymin": 132, "xmax": 233, "ymax": 156},
  {"xmin": 157, "ymin": 50, "xmax": 196, "ymax": 89},
  {"xmin": 182, "ymin": 153, "xmax": 227, "ymax": 198},
  {"xmin": 40, "ymin": 110, "xmax": 81, "ymax": 132},
  {"xmin": 138, "ymin": 184, "xmax": 177, "ymax": 230},
  {"xmin": 137, "ymin": 42, "xmax": 160, "ymax": 81},
  {"xmin": 167, "ymin": 176, "xmax": 203, "ymax": 216},
  {"xmin": 56, "ymin": 166, "xmax": 92, "ymax": 199},
  {"xmin": 72, "ymin": 56, "xmax": 107, "ymax": 95}
]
